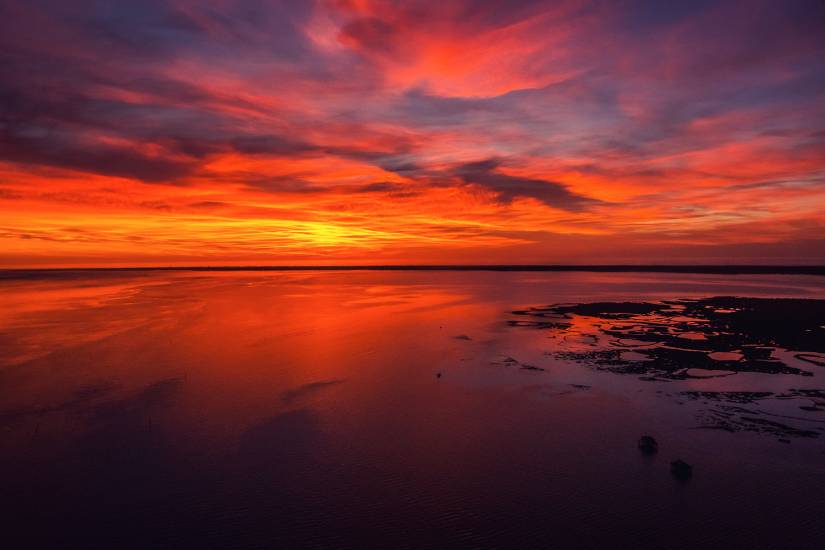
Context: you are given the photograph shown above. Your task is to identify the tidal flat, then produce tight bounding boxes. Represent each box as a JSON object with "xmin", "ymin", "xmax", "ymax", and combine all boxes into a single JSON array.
[{"xmin": 1, "ymin": 270, "xmax": 824, "ymax": 548}]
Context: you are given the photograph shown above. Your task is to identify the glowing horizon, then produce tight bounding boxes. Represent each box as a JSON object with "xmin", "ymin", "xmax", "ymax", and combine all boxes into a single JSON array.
[{"xmin": 2, "ymin": 0, "xmax": 824, "ymax": 267}]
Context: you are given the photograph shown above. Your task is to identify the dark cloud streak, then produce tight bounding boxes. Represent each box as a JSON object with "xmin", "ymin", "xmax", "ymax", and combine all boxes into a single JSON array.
[{"xmin": 452, "ymin": 159, "xmax": 597, "ymax": 211}]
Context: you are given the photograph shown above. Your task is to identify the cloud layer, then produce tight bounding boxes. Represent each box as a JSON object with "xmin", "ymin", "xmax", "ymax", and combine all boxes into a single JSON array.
[{"xmin": 1, "ymin": 0, "xmax": 824, "ymax": 265}]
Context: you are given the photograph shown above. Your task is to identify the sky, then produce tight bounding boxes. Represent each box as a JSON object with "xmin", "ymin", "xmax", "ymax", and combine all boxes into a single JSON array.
[{"xmin": 1, "ymin": 0, "xmax": 824, "ymax": 267}]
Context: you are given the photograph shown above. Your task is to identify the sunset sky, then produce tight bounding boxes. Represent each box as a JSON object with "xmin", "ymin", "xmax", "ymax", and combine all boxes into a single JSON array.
[{"xmin": 1, "ymin": 0, "xmax": 824, "ymax": 267}]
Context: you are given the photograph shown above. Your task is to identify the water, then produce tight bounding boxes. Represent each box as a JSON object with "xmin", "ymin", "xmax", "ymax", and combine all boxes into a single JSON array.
[{"xmin": 1, "ymin": 270, "xmax": 824, "ymax": 548}]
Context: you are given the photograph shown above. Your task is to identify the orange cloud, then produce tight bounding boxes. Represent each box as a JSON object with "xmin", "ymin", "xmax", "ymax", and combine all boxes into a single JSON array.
[{"xmin": 1, "ymin": 0, "xmax": 824, "ymax": 266}]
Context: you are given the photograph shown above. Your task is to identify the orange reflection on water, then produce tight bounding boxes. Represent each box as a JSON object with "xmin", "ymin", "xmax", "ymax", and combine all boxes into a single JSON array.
[{"xmin": 2, "ymin": 270, "xmax": 825, "ymax": 548}]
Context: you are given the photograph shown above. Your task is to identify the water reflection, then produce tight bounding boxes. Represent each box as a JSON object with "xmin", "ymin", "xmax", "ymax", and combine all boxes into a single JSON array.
[{"xmin": 1, "ymin": 271, "xmax": 824, "ymax": 548}]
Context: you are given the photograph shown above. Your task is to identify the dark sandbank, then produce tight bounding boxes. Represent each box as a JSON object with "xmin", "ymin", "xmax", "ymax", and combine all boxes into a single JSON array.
[
  {"xmin": 511, "ymin": 297, "xmax": 825, "ymax": 378},
  {"xmin": 508, "ymin": 296, "xmax": 825, "ymax": 441}
]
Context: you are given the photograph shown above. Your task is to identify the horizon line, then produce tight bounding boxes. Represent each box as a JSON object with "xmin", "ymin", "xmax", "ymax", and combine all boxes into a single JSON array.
[{"xmin": 2, "ymin": 265, "xmax": 824, "ymax": 276}]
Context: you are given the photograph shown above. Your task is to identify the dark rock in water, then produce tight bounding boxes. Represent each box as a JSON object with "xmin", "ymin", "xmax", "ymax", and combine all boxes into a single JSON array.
[
  {"xmin": 778, "ymin": 438, "xmax": 791, "ymax": 444},
  {"xmin": 671, "ymin": 459, "xmax": 693, "ymax": 480},
  {"xmin": 520, "ymin": 364, "xmax": 545, "ymax": 371},
  {"xmin": 638, "ymin": 435, "xmax": 658, "ymax": 454}
]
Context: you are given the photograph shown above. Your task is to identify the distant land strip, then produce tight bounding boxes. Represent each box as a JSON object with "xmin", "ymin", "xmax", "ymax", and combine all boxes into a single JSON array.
[{"xmin": 2, "ymin": 265, "xmax": 825, "ymax": 278}]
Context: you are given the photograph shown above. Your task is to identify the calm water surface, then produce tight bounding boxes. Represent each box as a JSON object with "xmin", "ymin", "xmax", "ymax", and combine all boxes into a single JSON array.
[{"xmin": 1, "ymin": 271, "xmax": 824, "ymax": 548}]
